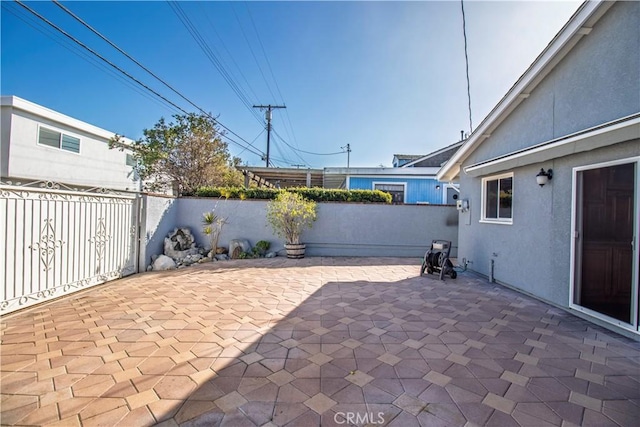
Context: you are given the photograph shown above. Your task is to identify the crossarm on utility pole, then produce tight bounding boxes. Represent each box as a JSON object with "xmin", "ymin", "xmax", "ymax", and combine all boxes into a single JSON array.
[{"xmin": 253, "ymin": 104, "xmax": 286, "ymax": 167}]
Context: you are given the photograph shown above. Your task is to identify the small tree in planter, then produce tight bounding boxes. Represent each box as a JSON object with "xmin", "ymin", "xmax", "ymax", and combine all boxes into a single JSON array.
[{"xmin": 267, "ymin": 191, "xmax": 317, "ymax": 258}]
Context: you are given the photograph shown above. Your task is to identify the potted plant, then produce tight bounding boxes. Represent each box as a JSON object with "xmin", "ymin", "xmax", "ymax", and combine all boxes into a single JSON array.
[{"xmin": 266, "ymin": 191, "xmax": 317, "ymax": 258}]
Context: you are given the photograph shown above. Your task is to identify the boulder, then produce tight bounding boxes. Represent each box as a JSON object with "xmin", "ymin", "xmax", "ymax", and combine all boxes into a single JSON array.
[
  {"xmin": 164, "ymin": 228, "xmax": 199, "ymax": 260},
  {"xmin": 229, "ymin": 239, "xmax": 251, "ymax": 259},
  {"xmin": 182, "ymin": 254, "xmax": 203, "ymax": 266},
  {"xmin": 265, "ymin": 251, "xmax": 277, "ymax": 258},
  {"xmin": 152, "ymin": 254, "xmax": 176, "ymax": 271},
  {"xmin": 215, "ymin": 254, "xmax": 229, "ymax": 261}
]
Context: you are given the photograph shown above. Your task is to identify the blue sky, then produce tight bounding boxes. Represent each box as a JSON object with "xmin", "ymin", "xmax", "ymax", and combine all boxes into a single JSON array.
[{"xmin": 1, "ymin": 1, "xmax": 582, "ymax": 168}]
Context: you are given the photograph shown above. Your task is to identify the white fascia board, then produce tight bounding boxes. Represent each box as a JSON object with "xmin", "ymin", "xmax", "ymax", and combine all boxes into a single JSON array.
[
  {"xmin": 464, "ymin": 114, "xmax": 640, "ymax": 177},
  {"xmin": 437, "ymin": 0, "xmax": 610, "ymax": 182},
  {"xmin": 324, "ymin": 167, "xmax": 440, "ymax": 176},
  {"xmin": 1, "ymin": 95, "xmax": 135, "ymax": 145}
]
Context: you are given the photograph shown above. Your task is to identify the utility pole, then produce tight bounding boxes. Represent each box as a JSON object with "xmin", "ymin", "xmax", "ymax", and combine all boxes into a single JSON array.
[
  {"xmin": 342, "ymin": 143, "xmax": 351, "ymax": 168},
  {"xmin": 253, "ymin": 104, "xmax": 286, "ymax": 167}
]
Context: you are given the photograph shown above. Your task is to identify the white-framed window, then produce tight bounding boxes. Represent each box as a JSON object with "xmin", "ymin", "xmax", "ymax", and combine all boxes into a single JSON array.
[
  {"xmin": 37, "ymin": 126, "xmax": 80, "ymax": 154},
  {"xmin": 481, "ymin": 172, "xmax": 513, "ymax": 224},
  {"xmin": 125, "ymin": 153, "xmax": 136, "ymax": 166},
  {"xmin": 373, "ymin": 182, "xmax": 406, "ymax": 204}
]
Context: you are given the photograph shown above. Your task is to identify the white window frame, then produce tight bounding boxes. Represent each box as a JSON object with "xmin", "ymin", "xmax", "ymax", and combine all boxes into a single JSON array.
[
  {"xmin": 480, "ymin": 172, "xmax": 513, "ymax": 225},
  {"xmin": 37, "ymin": 125, "xmax": 81, "ymax": 155},
  {"xmin": 373, "ymin": 181, "xmax": 407, "ymax": 204}
]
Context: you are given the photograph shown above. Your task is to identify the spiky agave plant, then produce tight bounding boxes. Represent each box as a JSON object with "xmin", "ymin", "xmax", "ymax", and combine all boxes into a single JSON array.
[{"xmin": 202, "ymin": 211, "xmax": 226, "ymax": 253}]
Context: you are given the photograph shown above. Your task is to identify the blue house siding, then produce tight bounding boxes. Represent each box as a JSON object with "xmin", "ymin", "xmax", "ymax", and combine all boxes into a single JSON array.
[{"xmin": 348, "ymin": 177, "xmax": 443, "ymax": 204}]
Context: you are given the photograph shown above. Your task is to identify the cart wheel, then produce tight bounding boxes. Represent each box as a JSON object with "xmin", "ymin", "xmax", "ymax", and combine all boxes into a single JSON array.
[
  {"xmin": 450, "ymin": 271, "xmax": 457, "ymax": 279},
  {"xmin": 420, "ymin": 263, "xmax": 426, "ymax": 276}
]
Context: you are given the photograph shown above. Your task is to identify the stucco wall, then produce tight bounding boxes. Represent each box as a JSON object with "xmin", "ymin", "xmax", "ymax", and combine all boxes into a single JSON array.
[
  {"xmin": 458, "ymin": 139, "xmax": 639, "ymax": 307},
  {"xmin": 141, "ymin": 196, "xmax": 459, "ymax": 269},
  {"xmin": 139, "ymin": 194, "xmax": 179, "ymax": 270},
  {"xmin": 0, "ymin": 107, "xmax": 11, "ymax": 177},
  {"xmin": 471, "ymin": 1, "xmax": 639, "ymax": 163},
  {"xmin": 456, "ymin": 1, "xmax": 640, "ymax": 310},
  {"xmin": 3, "ymin": 108, "xmax": 138, "ymax": 190}
]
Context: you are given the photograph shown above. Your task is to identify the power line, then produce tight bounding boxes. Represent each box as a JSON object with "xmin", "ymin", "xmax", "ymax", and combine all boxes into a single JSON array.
[
  {"xmin": 51, "ymin": 0, "xmax": 252, "ymax": 130},
  {"xmin": 2, "ymin": 2, "xmax": 172, "ymax": 113},
  {"xmin": 244, "ymin": 2, "xmax": 286, "ymax": 106},
  {"xmin": 232, "ymin": 3, "xmax": 277, "ymax": 103},
  {"xmin": 167, "ymin": 1, "xmax": 264, "ymax": 126},
  {"xmin": 14, "ymin": 0, "xmax": 190, "ymax": 115},
  {"xmin": 271, "ymin": 128, "xmax": 308, "ymax": 167},
  {"xmin": 197, "ymin": 2, "xmax": 261, "ymax": 105},
  {"xmin": 236, "ymin": 129, "xmax": 265, "ymax": 158},
  {"xmin": 243, "ymin": 2, "xmax": 300, "ymax": 155},
  {"xmin": 461, "ymin": 0, "xmax": 473, "ymax": 133},
  {"xmin": 22, "ymin": 0, "xmax": 265, "ymax": 158},
  {"xmin": 273, "ymin": 130, "xmax": 346, "ymax": 156}
]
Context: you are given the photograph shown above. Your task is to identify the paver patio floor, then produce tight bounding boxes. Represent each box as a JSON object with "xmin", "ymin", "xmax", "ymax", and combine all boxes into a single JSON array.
[{"xmin": 1, "ymin": 257, "xmax": 639, "ymax": 426}]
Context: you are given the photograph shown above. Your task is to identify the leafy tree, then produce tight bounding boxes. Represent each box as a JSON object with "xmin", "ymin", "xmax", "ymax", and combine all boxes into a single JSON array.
[
  {"xmin": 266, "ymin": 191, "xmax": 317, "ymax": 245},
  {"xmin": 109, "ymin": 113, "xmax": 244, "ymax": 195}
]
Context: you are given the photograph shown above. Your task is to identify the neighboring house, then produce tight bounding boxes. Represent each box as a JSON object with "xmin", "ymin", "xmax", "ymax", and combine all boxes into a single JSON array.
[
  {"xmin": 437, "ymin": 1, "xmax": 640, "ymax": 336},
  {"xmin": 240, "ymin": 143, "xmax": 462, "ymax": 204},
  {"xmin": 327, "ymin": 166, "xmax": 444, "ymax": 204},
  {"xmin": 400, "ymin": 140, "xmax": 464, "ymax": 168},
  {"xmin": 1, "ymin": 95, "xmax": 139, "ymax": 191},
  {"xmin": 392, "ymin": 154, "xmax": 423, "ymax": 168},
  {"xmin": 326, "ymin": 142, "xmax": 463, "ymax": 204}
]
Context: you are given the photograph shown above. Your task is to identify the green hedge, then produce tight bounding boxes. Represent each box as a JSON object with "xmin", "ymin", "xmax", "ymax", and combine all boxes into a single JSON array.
[{"xmin": 193, "ymin": 187, "xmax": 392, "ymax": 204}]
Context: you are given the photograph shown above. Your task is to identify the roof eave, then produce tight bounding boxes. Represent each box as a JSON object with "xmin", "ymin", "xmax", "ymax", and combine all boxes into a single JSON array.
[
  {"xmin": 437, "ymin": 0, "xmax": 612, "ymax": 182},
  {"xmin": 1, "ymin": 95, "xmax": 135, "ymax": 144}
]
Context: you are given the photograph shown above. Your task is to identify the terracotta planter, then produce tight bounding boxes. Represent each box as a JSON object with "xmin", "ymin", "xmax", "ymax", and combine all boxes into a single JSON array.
[{"xmin": 284, "ymin": 243, "xmax": 306, "ymax": 259}]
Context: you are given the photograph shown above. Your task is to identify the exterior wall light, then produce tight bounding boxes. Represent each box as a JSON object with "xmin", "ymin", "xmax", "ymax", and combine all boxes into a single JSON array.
[
  {"xmin": 435, "ymin": 185, "xmax": 441, "ymax": 190},
  {"xmin": 536, "ymin": 168, "xmax": 553, "ymax": 187}
]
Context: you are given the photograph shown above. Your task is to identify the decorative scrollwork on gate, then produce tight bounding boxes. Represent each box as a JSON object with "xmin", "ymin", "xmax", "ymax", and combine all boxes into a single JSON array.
[
  {"xmin": 89, "ymin": 218, "xmax": 111, "ymax": 270},
  {"xmin": 29, "ymin": 219, "xmax": 65, "ymax": 271}
]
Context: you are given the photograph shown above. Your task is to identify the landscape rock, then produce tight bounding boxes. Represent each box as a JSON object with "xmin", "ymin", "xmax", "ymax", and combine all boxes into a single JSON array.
[
  {"xmin": 229, "ymin": 239, "xmax": 251, "ymax": 259},
  {"xmin": 182, "ymin": 254, "xmax": 203, "ymax": 266},
  {"xmin": 215, "ymin": 254, "xmax": 229, "ymax": 261},
  {"xmin": 153, "ymin": 254, "xmax": 176, "ymax": 271},
  {"xmin": 265, "ymin": 251, "xmax": 277, "ymax": 258},
  {"xmin": 164, "ymin": 228, "xmax": 199, "ymax": 260}
]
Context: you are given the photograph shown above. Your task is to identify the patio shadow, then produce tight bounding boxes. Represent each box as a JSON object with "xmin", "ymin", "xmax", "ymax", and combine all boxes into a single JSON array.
[{"xmin": 1, "ymin": 258, "xmax": 639, "ymax": 426}]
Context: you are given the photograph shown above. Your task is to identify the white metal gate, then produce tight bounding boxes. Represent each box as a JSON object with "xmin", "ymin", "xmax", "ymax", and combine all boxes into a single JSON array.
[{"xmin": 1, "ymin": 181, "xmax": 140, "ymax": 314}]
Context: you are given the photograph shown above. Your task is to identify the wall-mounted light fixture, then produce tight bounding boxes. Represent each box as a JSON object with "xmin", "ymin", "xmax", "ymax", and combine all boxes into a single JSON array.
[
  {"xmin": 435, "ymin": 185, "xmax": 441, "ymax": 190},
  {"xmin": 536, "ymin": 168, "xmax": 553, "ymax": 187}
]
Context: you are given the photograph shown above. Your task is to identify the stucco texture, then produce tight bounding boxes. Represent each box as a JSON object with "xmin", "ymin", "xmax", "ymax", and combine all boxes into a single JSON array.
[
  {"xmin": 457, "ymin": 1, "xmax": 640, "ymax": 310},
  {"xmin": 141, "ymin": 197, "xmax": 459, "ymax": 268}
]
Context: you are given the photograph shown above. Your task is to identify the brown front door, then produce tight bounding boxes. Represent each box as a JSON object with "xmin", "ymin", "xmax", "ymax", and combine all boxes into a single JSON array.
[{"xmin": 578, "ymin": 162, "xmax": 635, "ymax": 323}]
